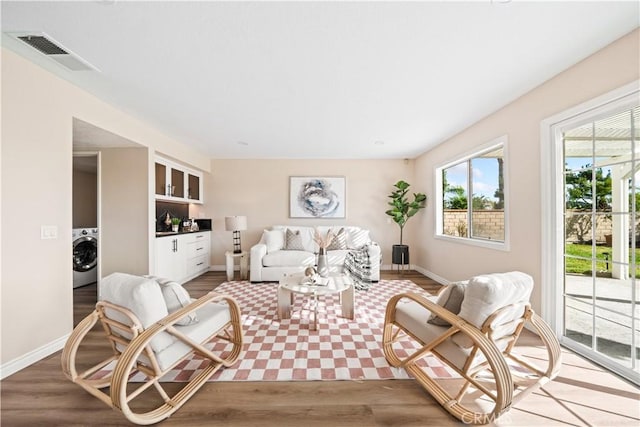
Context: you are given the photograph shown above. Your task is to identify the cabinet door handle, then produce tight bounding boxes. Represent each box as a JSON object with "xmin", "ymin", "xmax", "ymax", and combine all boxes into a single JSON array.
[
  {"xmin": 196, "ymin": 235, "xmax": 203, "ymax": 239},
  {"xmin": 196, "ymin": 247, "xmax": 203, "ymax": 251},
  {"xmin": 173, "ymin": 239, "xmax": 177, "ymax": 252},
  {"xmin": 167, "ymin": 184, "xmax": 170, "ymax": 196},
  {"xmin": 196, "ymin": 262, "xmax": 204, "ymax": 266}
]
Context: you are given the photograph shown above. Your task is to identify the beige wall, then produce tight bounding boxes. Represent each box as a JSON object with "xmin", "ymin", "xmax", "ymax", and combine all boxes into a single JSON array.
[
  {"xmin": 2, "ymin": 27, "xmax": 638, "ymax": 374},
  {"xmin": 207, "ymin": 159, "xmax": 419, "ymax": 267},
  {"xmin": 101, "ymin": 148, "xmax": 149, "ymax": 277},
  {"xmin": 72, "ymin": 169, "xmax": 97, "ymax": 228},
  {"xmin": 0, "ymin": 47, "xmax": 209, "ymax": 369},
  {"xmin": 414, "ymin": 29, "xmax": 640, "ymax": 313}
]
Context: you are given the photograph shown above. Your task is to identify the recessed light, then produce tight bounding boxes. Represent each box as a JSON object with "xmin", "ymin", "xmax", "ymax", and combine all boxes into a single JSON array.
[
  {"xmin": 237, "ymin": 141, "xmax": 249, "ymax": 146},
  {"xmin": 374, "ymin": 141, "xmax": 385, "ymax": 146}
]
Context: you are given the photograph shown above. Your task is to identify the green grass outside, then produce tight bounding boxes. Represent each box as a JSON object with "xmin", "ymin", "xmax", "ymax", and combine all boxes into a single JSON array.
[{"xmin": 565, "ymin": 243, "xmax": 640, "ymax": 278}]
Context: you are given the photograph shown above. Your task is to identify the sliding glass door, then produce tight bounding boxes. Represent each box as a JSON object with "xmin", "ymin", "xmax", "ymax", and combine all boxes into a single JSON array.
[{"xmin": 562, "ymin": 105, "xmax": 639, "ymax": 385}]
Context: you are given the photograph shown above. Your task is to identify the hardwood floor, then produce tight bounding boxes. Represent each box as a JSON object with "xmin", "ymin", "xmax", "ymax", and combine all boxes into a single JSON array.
[{"xmin": 2, "ymin": 271, "xmax": 638, "ymax": 426}]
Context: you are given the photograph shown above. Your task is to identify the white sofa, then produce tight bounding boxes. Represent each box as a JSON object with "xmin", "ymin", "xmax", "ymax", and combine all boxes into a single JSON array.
[{"xmin": 250, "ymin": 225, "xmax": 381, "ymax": 283}]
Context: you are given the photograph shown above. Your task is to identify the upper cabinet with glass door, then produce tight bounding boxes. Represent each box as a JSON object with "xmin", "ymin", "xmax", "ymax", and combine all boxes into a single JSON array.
[{"xmin": 155, "ymin": 156, "xmax": 203, "ymax": 204}]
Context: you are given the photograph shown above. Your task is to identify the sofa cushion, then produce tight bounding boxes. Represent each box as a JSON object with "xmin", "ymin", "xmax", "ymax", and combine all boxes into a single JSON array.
[
  {"xmin": 264, "ymin": 229, "xmax": 285, "ymax": 253},
  {"xmin": 326, "ymin": 249, "xmax": 350, "ymax": 266},
  {"xmin": 347, "ymin": 228, "xmax": 370, "ymax": 249},
  {"xmin": 285, "ymin": 229, "xmax": 305, "ymax": 250},
  {"xmin": 326, "ymin": 227, "xmax": 347, "ymax": 250},
  {"xmin": 262, "ymin": 250, "xmax": 316, "ymax": 267}
]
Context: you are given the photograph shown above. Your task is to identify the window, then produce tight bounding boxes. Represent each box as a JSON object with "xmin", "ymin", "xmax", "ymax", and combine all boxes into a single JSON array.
[{"xmin": 435, "ymin": 136, "xmax": 508, "ymax": 249}]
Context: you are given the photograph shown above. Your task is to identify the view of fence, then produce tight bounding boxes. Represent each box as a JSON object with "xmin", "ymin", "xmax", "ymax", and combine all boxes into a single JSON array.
[{"xmin": 443, "ymin": 210, "xmax": 504, "ymax": 241}]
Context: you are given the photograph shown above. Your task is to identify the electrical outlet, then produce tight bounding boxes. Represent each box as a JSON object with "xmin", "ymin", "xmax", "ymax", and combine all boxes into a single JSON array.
[{"xmin": 41, "ymin": 225, "xmax": 58, "ymax": 239}]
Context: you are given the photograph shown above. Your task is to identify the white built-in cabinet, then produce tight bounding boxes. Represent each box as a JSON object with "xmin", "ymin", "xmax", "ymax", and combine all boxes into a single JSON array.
[
  {"xmin": 155, "ymin": 156, "xmax": 203, "ymax": 204},
  {"xmin": 155, "ymin": 231, "xmax": 210, "ymax": 284}
]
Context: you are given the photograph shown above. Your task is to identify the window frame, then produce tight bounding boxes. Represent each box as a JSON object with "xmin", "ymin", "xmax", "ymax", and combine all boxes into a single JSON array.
[{"xmin": 434, "ymin": 135, "xmax": 510, "ymax": 251}]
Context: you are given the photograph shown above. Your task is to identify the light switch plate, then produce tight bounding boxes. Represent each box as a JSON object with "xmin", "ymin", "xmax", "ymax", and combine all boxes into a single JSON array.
[{"xmin": 41, "ymin": 225, "xmax": 58, "ymax": 239}]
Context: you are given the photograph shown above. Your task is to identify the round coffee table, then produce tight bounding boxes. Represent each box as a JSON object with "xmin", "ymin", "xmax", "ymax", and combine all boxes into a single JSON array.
[{"xmin": 277, "ymin": 272, "xmax": 355, "ymax": 330}]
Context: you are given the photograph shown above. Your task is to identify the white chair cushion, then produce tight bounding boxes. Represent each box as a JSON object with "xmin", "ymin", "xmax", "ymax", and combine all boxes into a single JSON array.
[
  {"xmin": 144, "ymin": 275, "xmax": 198, "ymax": 325},
  {"xmin": 457, "ymin": 271, "xmax": 533, "ymax": 329},
  {"xmin": 153, "ymin": 301, "xmax": 232, "ymax": 370},
  {"xmin": 100, "ymin": 272, "xmax": 175, "ymax": 353},
  {"xmin": 395, "ymin": 299, "xmax": 474, "ymax": 370}
]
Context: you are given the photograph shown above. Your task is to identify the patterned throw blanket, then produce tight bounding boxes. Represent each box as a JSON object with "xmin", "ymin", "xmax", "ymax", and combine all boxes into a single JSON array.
[{"xmin": 344, "ymin": 243, "xmax": 379, "ymax": 290}]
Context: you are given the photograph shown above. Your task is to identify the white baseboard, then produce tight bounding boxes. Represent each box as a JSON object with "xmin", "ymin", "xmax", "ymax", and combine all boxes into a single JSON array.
[
  {"xmin": 210, "ymin": 264, "xmax": 226, "ymax": 272},
  {"xmin": 412, "ymin": 265, "xmax": 450, "ymax": 286},
  {"xmin": 381, "ymin": 263, "xmax": 415, "ymax": 272},
  {"xmin": 381, "ymin": 264, "xmax": 449, "ymax": 286},
  {"xmin": 0, "ymin": 332, "xmax": 70, "ymax": 380}
]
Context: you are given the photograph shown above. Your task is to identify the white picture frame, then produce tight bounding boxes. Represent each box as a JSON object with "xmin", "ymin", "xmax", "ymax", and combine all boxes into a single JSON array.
[{"xmin": 289, "ymin": 176, "xmax": 346, "ymax": 218}]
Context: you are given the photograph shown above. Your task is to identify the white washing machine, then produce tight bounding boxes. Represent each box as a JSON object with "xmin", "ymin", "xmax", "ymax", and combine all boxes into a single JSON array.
[{"xmin": 73, "ymin": 228, "xmax": 98, "ymax": 288}]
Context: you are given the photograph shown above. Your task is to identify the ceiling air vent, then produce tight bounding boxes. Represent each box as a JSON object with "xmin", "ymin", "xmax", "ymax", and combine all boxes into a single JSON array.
[{"xmin": 9, "ymin": 32, "xmax": 98, "ymax": 72}]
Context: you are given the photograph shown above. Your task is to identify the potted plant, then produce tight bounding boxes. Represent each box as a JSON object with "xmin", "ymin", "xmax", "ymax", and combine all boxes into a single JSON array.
[
  {"xmin": 385, "ymin": 180, "xmax": 427, "ymax": 268},
  {"xmin": 171, "ymin": 217, "xmax": 181, "ymax": 232}
]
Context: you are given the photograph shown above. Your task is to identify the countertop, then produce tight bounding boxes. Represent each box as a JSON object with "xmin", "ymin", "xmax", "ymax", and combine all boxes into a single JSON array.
[{"xmin": 155, "ymin": 229, "xmax": 211, "ymax": 238}]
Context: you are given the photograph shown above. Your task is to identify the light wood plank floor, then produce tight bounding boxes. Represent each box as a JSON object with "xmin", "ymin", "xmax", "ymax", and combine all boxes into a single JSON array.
[{"xmin": 2, "ymin": 271, "xmax": 638, "ymax": 426}]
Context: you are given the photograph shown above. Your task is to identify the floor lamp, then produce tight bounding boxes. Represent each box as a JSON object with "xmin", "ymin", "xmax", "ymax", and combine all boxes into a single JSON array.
[{"xmin": 225, "ymin": 216, "xmax": 247, "ymax": 254}]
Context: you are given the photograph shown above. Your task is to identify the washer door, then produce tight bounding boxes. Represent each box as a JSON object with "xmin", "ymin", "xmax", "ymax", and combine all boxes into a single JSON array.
[{"xmin": 73, "ymin": 236, "xmax": 97, "ymax": 272}]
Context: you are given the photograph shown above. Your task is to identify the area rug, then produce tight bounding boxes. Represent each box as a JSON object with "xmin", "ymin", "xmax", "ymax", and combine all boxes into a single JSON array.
[{"xmin": 99, "ymin": 279, "xmax": 457, "ymax": 382}]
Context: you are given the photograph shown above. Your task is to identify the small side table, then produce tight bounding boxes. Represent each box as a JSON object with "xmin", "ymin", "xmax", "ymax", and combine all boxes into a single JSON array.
[{"xmin": 225, "ymin": 251, "xmax": 248, "ymax": 281}]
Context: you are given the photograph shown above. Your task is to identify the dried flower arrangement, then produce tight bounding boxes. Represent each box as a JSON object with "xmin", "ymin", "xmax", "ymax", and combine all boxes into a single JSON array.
[{"xmin": 313, "ymin": 228, "xmax": 335, "ymax": 253}]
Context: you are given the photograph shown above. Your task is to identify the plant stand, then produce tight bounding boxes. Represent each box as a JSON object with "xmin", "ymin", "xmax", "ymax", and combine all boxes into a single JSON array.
[{"xmin": 392, "ymin": 244, "xmax": 410, "ymax": 274}]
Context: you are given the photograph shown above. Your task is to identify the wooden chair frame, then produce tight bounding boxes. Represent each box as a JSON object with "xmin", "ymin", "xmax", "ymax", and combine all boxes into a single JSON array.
[
  {"xmin": 383, "ymin": 292, "xmax": 561, "ymax": 425},
  {"xmin": 62, "ymin": 291, "xmax": 244, "ymax": 425}
]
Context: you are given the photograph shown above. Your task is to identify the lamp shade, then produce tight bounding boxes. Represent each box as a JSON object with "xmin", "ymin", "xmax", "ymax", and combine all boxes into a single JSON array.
[{"xmin": 225, "ymin": 216, "xmax": 247, "ymax": 231}]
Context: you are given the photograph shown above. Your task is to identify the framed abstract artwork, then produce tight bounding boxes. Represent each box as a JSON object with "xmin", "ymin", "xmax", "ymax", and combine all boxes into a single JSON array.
[{"xmin": 289, "ymin": 176, "xmax": 346, "ymax": 218}]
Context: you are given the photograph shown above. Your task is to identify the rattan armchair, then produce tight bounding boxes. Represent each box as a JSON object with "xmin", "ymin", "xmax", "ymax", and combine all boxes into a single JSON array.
[
  {"xmin": 62, "ymin": 273, "xmax": 244, "ymax": 425},
  {"xmin": 382, "ymin": 272, "xmax": 561, "ymax": 425}
]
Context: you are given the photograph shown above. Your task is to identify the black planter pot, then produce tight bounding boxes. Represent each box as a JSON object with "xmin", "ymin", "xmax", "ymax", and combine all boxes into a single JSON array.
[{"xmin": 392, "ymin": 244, "xmax": 410, "ymax": 265}]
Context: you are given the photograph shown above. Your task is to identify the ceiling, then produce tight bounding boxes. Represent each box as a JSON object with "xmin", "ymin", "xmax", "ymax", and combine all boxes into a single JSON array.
[{"xmin": 2, "ymin": 1, "xmax": 638, "ymax": 160}]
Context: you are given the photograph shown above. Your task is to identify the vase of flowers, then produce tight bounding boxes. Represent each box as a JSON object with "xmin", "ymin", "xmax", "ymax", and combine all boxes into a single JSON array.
[{"xmin": 313, "ymin": 228, "xmax": 335, "ymax": 277}]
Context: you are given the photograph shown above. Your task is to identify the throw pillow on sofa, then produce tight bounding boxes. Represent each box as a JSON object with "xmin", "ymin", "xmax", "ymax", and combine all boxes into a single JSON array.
[
  {"xmin": 285, "ymin": 229, "xmax": 305, "ymax": 250},
  {"xmin": 264, "ymin": 229, "xmax": 285, "ymax": 253},
  {"xmin": 326, "ymin": 227, "xmax": 347, "ymax": 250}
]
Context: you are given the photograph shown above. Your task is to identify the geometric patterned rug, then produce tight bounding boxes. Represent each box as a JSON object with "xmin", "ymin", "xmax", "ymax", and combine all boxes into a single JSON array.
[{"xmin": 98, "ymin": 279, "xmax": 457, "ymax": 382}]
